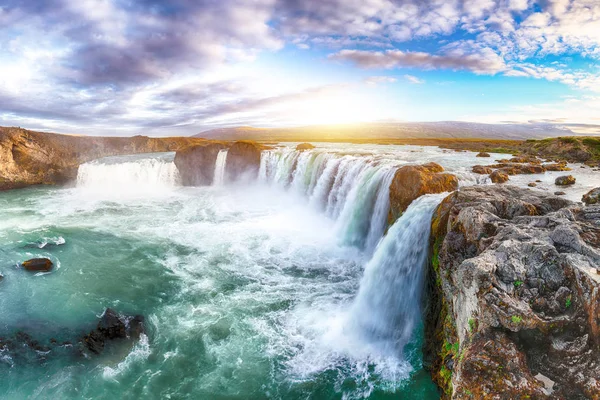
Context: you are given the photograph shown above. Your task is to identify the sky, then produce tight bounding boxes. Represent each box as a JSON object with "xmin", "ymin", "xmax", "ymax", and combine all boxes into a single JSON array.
[{"xmin": 0, "ymin": 0, "xmax": 599, "ymax": 136}]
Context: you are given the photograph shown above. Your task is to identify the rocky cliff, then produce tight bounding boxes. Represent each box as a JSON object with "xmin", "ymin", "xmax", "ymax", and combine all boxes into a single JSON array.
[
  {"xmin": 0, "ymin": 127, "xmax": 205, "ymax": 190},
  {"xmin": 425, "ymin": 185, "xmax": 600, "ymax": 399}
]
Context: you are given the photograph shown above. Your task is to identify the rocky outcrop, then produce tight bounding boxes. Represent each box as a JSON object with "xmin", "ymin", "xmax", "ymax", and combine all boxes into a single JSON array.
[
  {"xmin": 489, "ymin": 170, "xmax": 509, "ymax": 183},
  {"xmin": 425, "ymin": 185, "xmax": 600, "ymax": 399},
  {"xmin": 489, "ymin": 162, "xmax": 546, "ymax": 175},
  {"xmin": 296, "ymin": 143, "xmax": 315, "ymax": 151},
  {"xmin": 0, "ymin": 127, "xmax": 205, "ymax": 190},
  {"xmin": 544, "ymin": 161, "xmax": 571, "ymax": 171},
  {"xmin": 21, "ymin": 258, "xmax": 53, "ymax": 272},
  {"xmin": 583, "ymin": 188, "xmax": 600, "ymax": 205},
  {"xmin": 555, "ymin": 175, "xmax": 576, "ymax": 186},
  {"xmin": 226, "ymin": 141, "xmax": 264, "ymax": 182},
  {"xmin": 388, "ymin": 162, "xmax": 458, "ymax": 225},
  {"xmin": 174, "ymin": 143, "xmax": 227, "ymax": 186}
]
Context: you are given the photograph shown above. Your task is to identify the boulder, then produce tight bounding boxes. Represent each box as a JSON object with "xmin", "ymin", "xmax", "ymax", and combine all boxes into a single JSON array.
[
  {"xmin": 425, "ymin": 186, "xmax": 599, "ymax": 399},
  {"xmin": 21, "ymin": 258, "xmax": 53, "ymax": 272},
  {"xmin": 226, "ymin": 141, "xmax": 263, "ymax": 182},
  {"xmin": 489, "ymin": 170, "xmax": 509, "ymax": 183},
  {"xmin": 527, "ymin": 182, "xmax": 536, "ymax": 187},
  {"xmin": 555, "ymin": 175, "xmax": 576, "ymax": 186},
  {"xmin": 475, "ymin": 152, "xmax": 490, "ymax": 157},
  {"xmin": 388, "ymin": 162, "xmax": 458, "ymax": 224},
  {"xmin": 583, "ymin": 188, "xmax": 600, "ymax": 205},
  {"xmin": 174, "ymin": 143, "xmax": 227, "ymax": 186},
  {"xmin": 554, "ymin": 191, "xmax": 566, "ymax": 195},
  {"xmin": 471, "ymin": 165, "xmax": 492, "ymax": 175},
  {"xmin": 296, "ymin": 143, "xmax": 315, "ymax": 151}
]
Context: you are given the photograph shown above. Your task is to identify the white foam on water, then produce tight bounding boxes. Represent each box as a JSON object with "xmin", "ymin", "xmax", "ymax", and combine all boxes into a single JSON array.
[{"xmin": 102, "ymin": 334, "xmax": 151, "ymax": 380}]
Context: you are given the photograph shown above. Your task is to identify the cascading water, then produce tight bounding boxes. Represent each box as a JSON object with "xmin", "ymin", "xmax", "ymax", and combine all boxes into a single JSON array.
[
  {"xmin": 260, "ymin": 148, "xmax": 399, "ymax": 253},
  {"xmin": 213, "ymin": 150, "xmax": 228, "ymax": 186},
  {"xmin": 76, "ymin": 153, "xmax": 180, "ymax": 191},
  {"xmin": 349, "ymin": 193, "xmax": 446, "ymax": 354}
]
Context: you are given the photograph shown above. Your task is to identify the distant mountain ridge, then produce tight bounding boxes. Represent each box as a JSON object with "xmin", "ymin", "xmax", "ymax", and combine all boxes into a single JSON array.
[{"xmin": 194, "ymin": 122, "xmax": 574, "ymax": 141}]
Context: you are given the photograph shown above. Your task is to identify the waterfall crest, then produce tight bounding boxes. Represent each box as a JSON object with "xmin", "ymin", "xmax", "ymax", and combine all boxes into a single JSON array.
[
  {"xmin": 213, "ymin": 150, "xmax": 228, "ymax": 186},
  {"xmin": 76, "ymin": 153, "xmax": 180, "ymax": 190},
  {"xmin": 260, "ymin": 148, "xmax": 399, "ymax": 252},
  {"xmin": 349, "ymin": 193, "xmax": 446, "ymax": 353}
]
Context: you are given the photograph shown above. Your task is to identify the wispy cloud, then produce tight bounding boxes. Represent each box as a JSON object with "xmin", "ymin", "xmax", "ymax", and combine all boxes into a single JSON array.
[{"xmin": 403, "ymin": 75, "xmax": 425, "ymax": 84}]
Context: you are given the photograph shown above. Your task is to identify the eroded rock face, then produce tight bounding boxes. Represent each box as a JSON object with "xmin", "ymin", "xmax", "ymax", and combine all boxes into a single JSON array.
[
  {"xmin": 425, "ymin": 185, "xmax": 600, "ymax": 399},
  {"xmin": 583, "ymin": 188, "xmax": 600, "ymax": 205},
  {"xmin": 388, "ymin": 162, "xmax": 458, "ymax": 224},
  {"xmin": 174, "ymin": 143, "xmax": 226, "ymax": 186},
  {"xmin": 226, "ymin": 141, "xmax": 263, "ymax": 182},
  {"xmin": 0, "ymin": 127, "xmax": 205, "ymax": 191}
]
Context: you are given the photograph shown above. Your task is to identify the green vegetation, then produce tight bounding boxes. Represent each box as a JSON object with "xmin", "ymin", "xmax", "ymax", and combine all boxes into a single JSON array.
[
  {"xmin": 432, "ymin": 236, "xmax": 444, "ymax": 287},
  {"xmin": 440, "ymin": 366, "xmax": 452, "ymax": 390},
  {"xmin": 511, "ymin": 315, "xmax": 523, "ymax": 324},
  {"xmin": 566, "ymin": 295, "xmax": 572, "ymax": 309},
  {"xmin": 514, "ymin": 280, "xmax": 523, "ymax": 288},
  {"xmin": 468, "ymin": 318, "xmax": 476, "ymax": 332}
]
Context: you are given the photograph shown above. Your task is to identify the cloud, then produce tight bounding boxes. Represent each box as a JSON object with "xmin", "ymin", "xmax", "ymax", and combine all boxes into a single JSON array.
[
  {"xmin": 403, "ymin": 75, "xmax": 425, "ymax": 84},
  {"xmin": 329, "ymin": 48, "xmax": 506, "ymax": 75},
  {"xmin": 364, "ymin": 76, "xmax": 397, "ymax": 85}
]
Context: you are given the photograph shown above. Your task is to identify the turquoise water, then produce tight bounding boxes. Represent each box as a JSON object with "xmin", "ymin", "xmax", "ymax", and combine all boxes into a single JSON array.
[{"xmin": 0, "ymin": 180, "xmax": 439, "ymax": 399}]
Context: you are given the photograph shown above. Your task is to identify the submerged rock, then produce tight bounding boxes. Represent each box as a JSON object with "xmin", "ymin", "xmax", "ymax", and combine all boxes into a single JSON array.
[
  {"xmin": 583, "ymin": 188, "xmax": 600, "ymax": 205},
  {"xmin": 387, "ymin": 162, "xmax": 458, "ymax": 225},
  {"xmin": 21, "ymin": 258, "xmax": 53, "ymax": 272},
  {"xmin": 82, "ymin": 308, "xmax": 145, "ymax": 355},
  {"xmin": 475, "ymin": 152, "xmax": 490, "ymax": 157},
  {"xmin": 555, "ymin": 175, "xmax": 576, "ymax": 186},
  {"xmin": 425, "ymin": 185, "xmax": 600, "ymax": 399},
  {"xmin": 296, "ymin": 143, "xmax": 315, "ymax": 151},
  {"xmin": 174, "ymin": 142, "xmax": 227, "ymax": 186}
]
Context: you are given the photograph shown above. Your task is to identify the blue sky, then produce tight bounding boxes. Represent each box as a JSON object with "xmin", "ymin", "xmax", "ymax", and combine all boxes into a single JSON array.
[{"xmin": 0, "ymin": 0, "xmax": 599, "ymax": 135}]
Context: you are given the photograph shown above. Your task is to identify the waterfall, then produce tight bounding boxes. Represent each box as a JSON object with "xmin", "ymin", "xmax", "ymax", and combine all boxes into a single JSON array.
[
  {"xmin": 213, "ymin": 150, "xmax": 228, "ymax": 186},
  {"xmin": 260, "ymin": 148, "xmax": 399, "ymax": 252},
  {"xmin": 76, "ymin": 153, "xmax": 180, "ymax": 190},
  {"xmin": 349, "ymin": 193, "xmax": 446, "ymax": 354}
]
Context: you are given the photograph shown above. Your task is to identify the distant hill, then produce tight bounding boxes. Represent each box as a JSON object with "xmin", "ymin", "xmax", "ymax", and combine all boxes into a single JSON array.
[{"xmin": 193, "ymin": 122, "xmax": 574, "ymax": 141}]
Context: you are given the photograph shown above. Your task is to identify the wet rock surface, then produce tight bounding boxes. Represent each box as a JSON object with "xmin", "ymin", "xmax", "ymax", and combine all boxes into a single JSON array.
[
  {"xmin": 425, "ymin": 185, "xmax": 600, "ymax": 399},
  {"xmin": 489, "ymin": 170, "xmax": 509, "ymax": 183},
  {"xmin": 21, "ymin": 258, "xmax": 53, "ymax": 272},
  {"xmin": 388, "ymin": 162, "xmax": 458, "ymax": 225}
]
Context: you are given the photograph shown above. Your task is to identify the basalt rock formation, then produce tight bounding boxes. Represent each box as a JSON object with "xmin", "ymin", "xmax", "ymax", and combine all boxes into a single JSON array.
[
  {"xmin": 388, "ymin": 162, "xmax": 458, "ymax": 225},
  {"xmin": 424, "ymin": 185, "xmax": 600, "ymax": 399},
  {"xmin": 174, "ymin": 142, "xmax": 227, "ymax": 186},
  {"xmin": 0, "ymin": 127, "xmax": 205, "ymax": 190}
]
